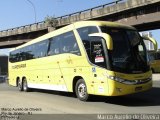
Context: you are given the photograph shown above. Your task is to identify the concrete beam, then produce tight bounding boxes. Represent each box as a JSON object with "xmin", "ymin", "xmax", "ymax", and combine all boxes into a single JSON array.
[
  {"xmin": 117, "ymin": 11, "xmax": 160, "ymax": 27},
  {"xmin": 0, "ymin": 0, "xmax": 159, "ymax": 49},
  {"xmin": 0, "ymin": 22, "xmax": 47, "ymax": 38},
  {"xmin": 0, "ymin": 0, "xmax": 159, "ymax": 39},
  {"xmin": 0, "ymin": 39, "xmax": 31, "ymax": 47}
]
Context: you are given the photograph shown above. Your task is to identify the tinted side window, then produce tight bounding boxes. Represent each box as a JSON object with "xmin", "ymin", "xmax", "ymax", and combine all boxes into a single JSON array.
[
  {"xmin": 77, "ymin": 26, "xmax": 99, "ymax": 41},
  {"xmin": 34, "ymin": 40, "xmax": 49, "ymax": 58},
  {"xmin": 15, "ymin": 50, "xmax": 20, "ymax": 62},
  {"xmin": 9, "ymin": 40, "xmax": 49, "ymax": 62},
  {"xmin": 48, "ymin": 37, "xmax": 61, "ymax": 56},
  {"xmin": 61, "ymin": 32, "xmax": 80, "ymax": 55},
  {"xmin": 19, "ymin": 48, "xmax": 25, "ymax": 61},
  {"xmin": 77, "ymin": 26, "xmax": 99, "ymax": 57},
  {"xmin": 9, "ymin": 51, "xmax": 17, "ymax": 63},
  {"xmin": 25, "ymin": 45, "xmax": 34, "ymax": 60},
  {"xmin": 48, "ymin": 31, "xmax": 80, "ymax": 56},
  {"xmin": 12, "ymin": 50, "xmax": 20, "ymax": 62}
]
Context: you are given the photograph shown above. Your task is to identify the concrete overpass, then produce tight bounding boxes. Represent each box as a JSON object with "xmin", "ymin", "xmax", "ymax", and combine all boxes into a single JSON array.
[{"xmin": 0, "ymin": 0, "xmax": 160, "ymax": 48}]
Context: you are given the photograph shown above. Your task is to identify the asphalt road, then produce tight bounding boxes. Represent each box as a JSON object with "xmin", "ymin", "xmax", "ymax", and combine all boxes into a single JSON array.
[{"xmin": 0, "ymin": 74, "xmax": 160, "ymax": 120}]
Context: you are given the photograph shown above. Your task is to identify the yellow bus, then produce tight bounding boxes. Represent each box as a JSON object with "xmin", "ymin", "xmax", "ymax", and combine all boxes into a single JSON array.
[
  {"xmin": 9, "ymin": 21, "xmax": 156, "ymax": 101},
  {"xmin": 149, "ymin": 51, "xmax": 160, "ymax": 73}
]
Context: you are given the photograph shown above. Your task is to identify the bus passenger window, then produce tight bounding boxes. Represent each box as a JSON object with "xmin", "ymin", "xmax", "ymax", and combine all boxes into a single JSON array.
[
  {"xmin": 37, "ymin": 40, "xmax": 49, "ymax": 58},
  {"xmin": 48, "ymin": 37, "xmax": 60, "ymax": 56},
  {"xmin": 61, "ymin": 31, "xmax": 81, "ymax": 55},
  {"xmin": 77, "ymin": 26, "xmax": 99, "ymax": 58}
]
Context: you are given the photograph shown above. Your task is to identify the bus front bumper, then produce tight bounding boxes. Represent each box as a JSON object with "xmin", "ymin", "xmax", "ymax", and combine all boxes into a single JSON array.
[{"xmin": 107, "ymin": 79, "xmax": 152, "ymax": 96}]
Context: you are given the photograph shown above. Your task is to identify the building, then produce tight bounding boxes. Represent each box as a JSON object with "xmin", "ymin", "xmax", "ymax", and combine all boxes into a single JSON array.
[
  {"xmin": 0, "ymin": 55, "xmax": 8, "ymax": 75},
  {"xmin": 140, "ymin": 32, "xmax": 154, "ymax": 51}
]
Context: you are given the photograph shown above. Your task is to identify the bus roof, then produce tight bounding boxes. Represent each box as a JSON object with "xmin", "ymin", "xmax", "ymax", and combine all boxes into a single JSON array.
[
  {"xmin": 11, "ymin": 21, "xmax": 136, "ymax": 51},
  {"xmin": 73, "ymin": 21, "xmax": 136, "ymax": 30}
]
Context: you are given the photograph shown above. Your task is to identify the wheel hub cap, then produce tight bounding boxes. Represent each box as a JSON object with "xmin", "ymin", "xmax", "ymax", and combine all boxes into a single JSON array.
[{"xmin": 78, "ymin": 83, "xmax": 86, "ymax": 98}]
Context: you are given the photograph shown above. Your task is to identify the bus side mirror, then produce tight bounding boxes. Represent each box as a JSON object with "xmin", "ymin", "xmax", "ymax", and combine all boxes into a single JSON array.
[
  {"xmin": 89, "ymin": 33, "xmax": 113, "ymax": 50},
  {"xmin": 142, "ymin": 36, "xmax": 158, "ymax": 51}
]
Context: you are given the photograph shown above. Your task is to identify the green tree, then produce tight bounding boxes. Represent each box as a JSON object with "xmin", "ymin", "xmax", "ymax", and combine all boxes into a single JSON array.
[{"xmin": 45, "ymin": 15, "xmax": 58, "ymax": 28}]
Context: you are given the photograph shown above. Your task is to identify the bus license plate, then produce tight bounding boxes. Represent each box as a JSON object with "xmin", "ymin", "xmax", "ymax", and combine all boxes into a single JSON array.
[{"xmin": 135, "ymin": 86, "xmax": 142, "ymax": 91}]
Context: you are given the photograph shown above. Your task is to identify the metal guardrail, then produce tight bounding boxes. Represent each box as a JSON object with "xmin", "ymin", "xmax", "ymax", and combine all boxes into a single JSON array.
[{"xmin": 0, "ymin": 0, "xmax": 124, "ymax": 37}]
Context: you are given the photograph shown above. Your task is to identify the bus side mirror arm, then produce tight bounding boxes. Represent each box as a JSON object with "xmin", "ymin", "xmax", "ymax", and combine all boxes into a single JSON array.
[
  {"xmin": 142, "ymin": 36, "xmax": 158, "ymax": 51},
  {"xmin": 89, "ymin": 33, "xmax": 113, "ymax": 50}
]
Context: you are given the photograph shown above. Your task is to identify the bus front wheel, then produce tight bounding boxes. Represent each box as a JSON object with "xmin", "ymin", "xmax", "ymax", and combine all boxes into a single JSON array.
[
  {"xmin": 23, "ymin": 78, "xmax": 30, "ymax": 92},
  {"xmin": 75, "ymin": 79, "xmax": 89, "ymax": 101}
]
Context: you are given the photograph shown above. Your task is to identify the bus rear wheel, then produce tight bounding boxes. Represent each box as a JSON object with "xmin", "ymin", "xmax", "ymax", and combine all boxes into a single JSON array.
[
  {"xmin": 75, "ymin": 79, "xmax": 89, "ymax": 101},
  {"xmin": 23, "ymin": 78, "xmax": 30, "ymax": 92},
  {"xmin": 18, "ymin": 80, "xmax": 23, "ymax": 91}
]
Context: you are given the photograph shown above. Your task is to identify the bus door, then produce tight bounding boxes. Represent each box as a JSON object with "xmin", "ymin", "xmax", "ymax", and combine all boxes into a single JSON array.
[{"xmin": 89, "ymin": 36, "xmax": 109, "ymax": 95}]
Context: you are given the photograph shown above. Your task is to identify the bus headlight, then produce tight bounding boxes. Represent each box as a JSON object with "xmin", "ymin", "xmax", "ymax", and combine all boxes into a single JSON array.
[
  {"xmin": 109, "ymin": 76, "xmax": 125, "ymax": 83},
  {"xmin": 108, "ymin": 76, "xmax": 152, "ymax": 85}
]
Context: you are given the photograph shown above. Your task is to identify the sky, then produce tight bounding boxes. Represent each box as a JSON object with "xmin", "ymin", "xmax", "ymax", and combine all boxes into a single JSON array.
[{"xmin": 0, "ymin": 0, "xmax": 159, "ymax": 55}]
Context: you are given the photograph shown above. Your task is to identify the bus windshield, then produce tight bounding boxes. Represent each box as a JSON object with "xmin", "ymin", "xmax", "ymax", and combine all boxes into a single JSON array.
[{"xmin": 101, "ymin": 27, "xmax": 150, "ymax": 74}]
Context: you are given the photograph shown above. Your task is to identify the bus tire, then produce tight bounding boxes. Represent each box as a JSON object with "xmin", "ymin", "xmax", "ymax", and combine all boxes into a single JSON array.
[
  {"xmin": 75, "ymin": 79, "xmax": 89, "ymax": 101},
  {"xmin": 18, "ymin": 80, "xmax": 23, "ymax": 91},
  {"xmin": 23, "ymin": 78, "xmax": 30, "ymax": 92}
]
